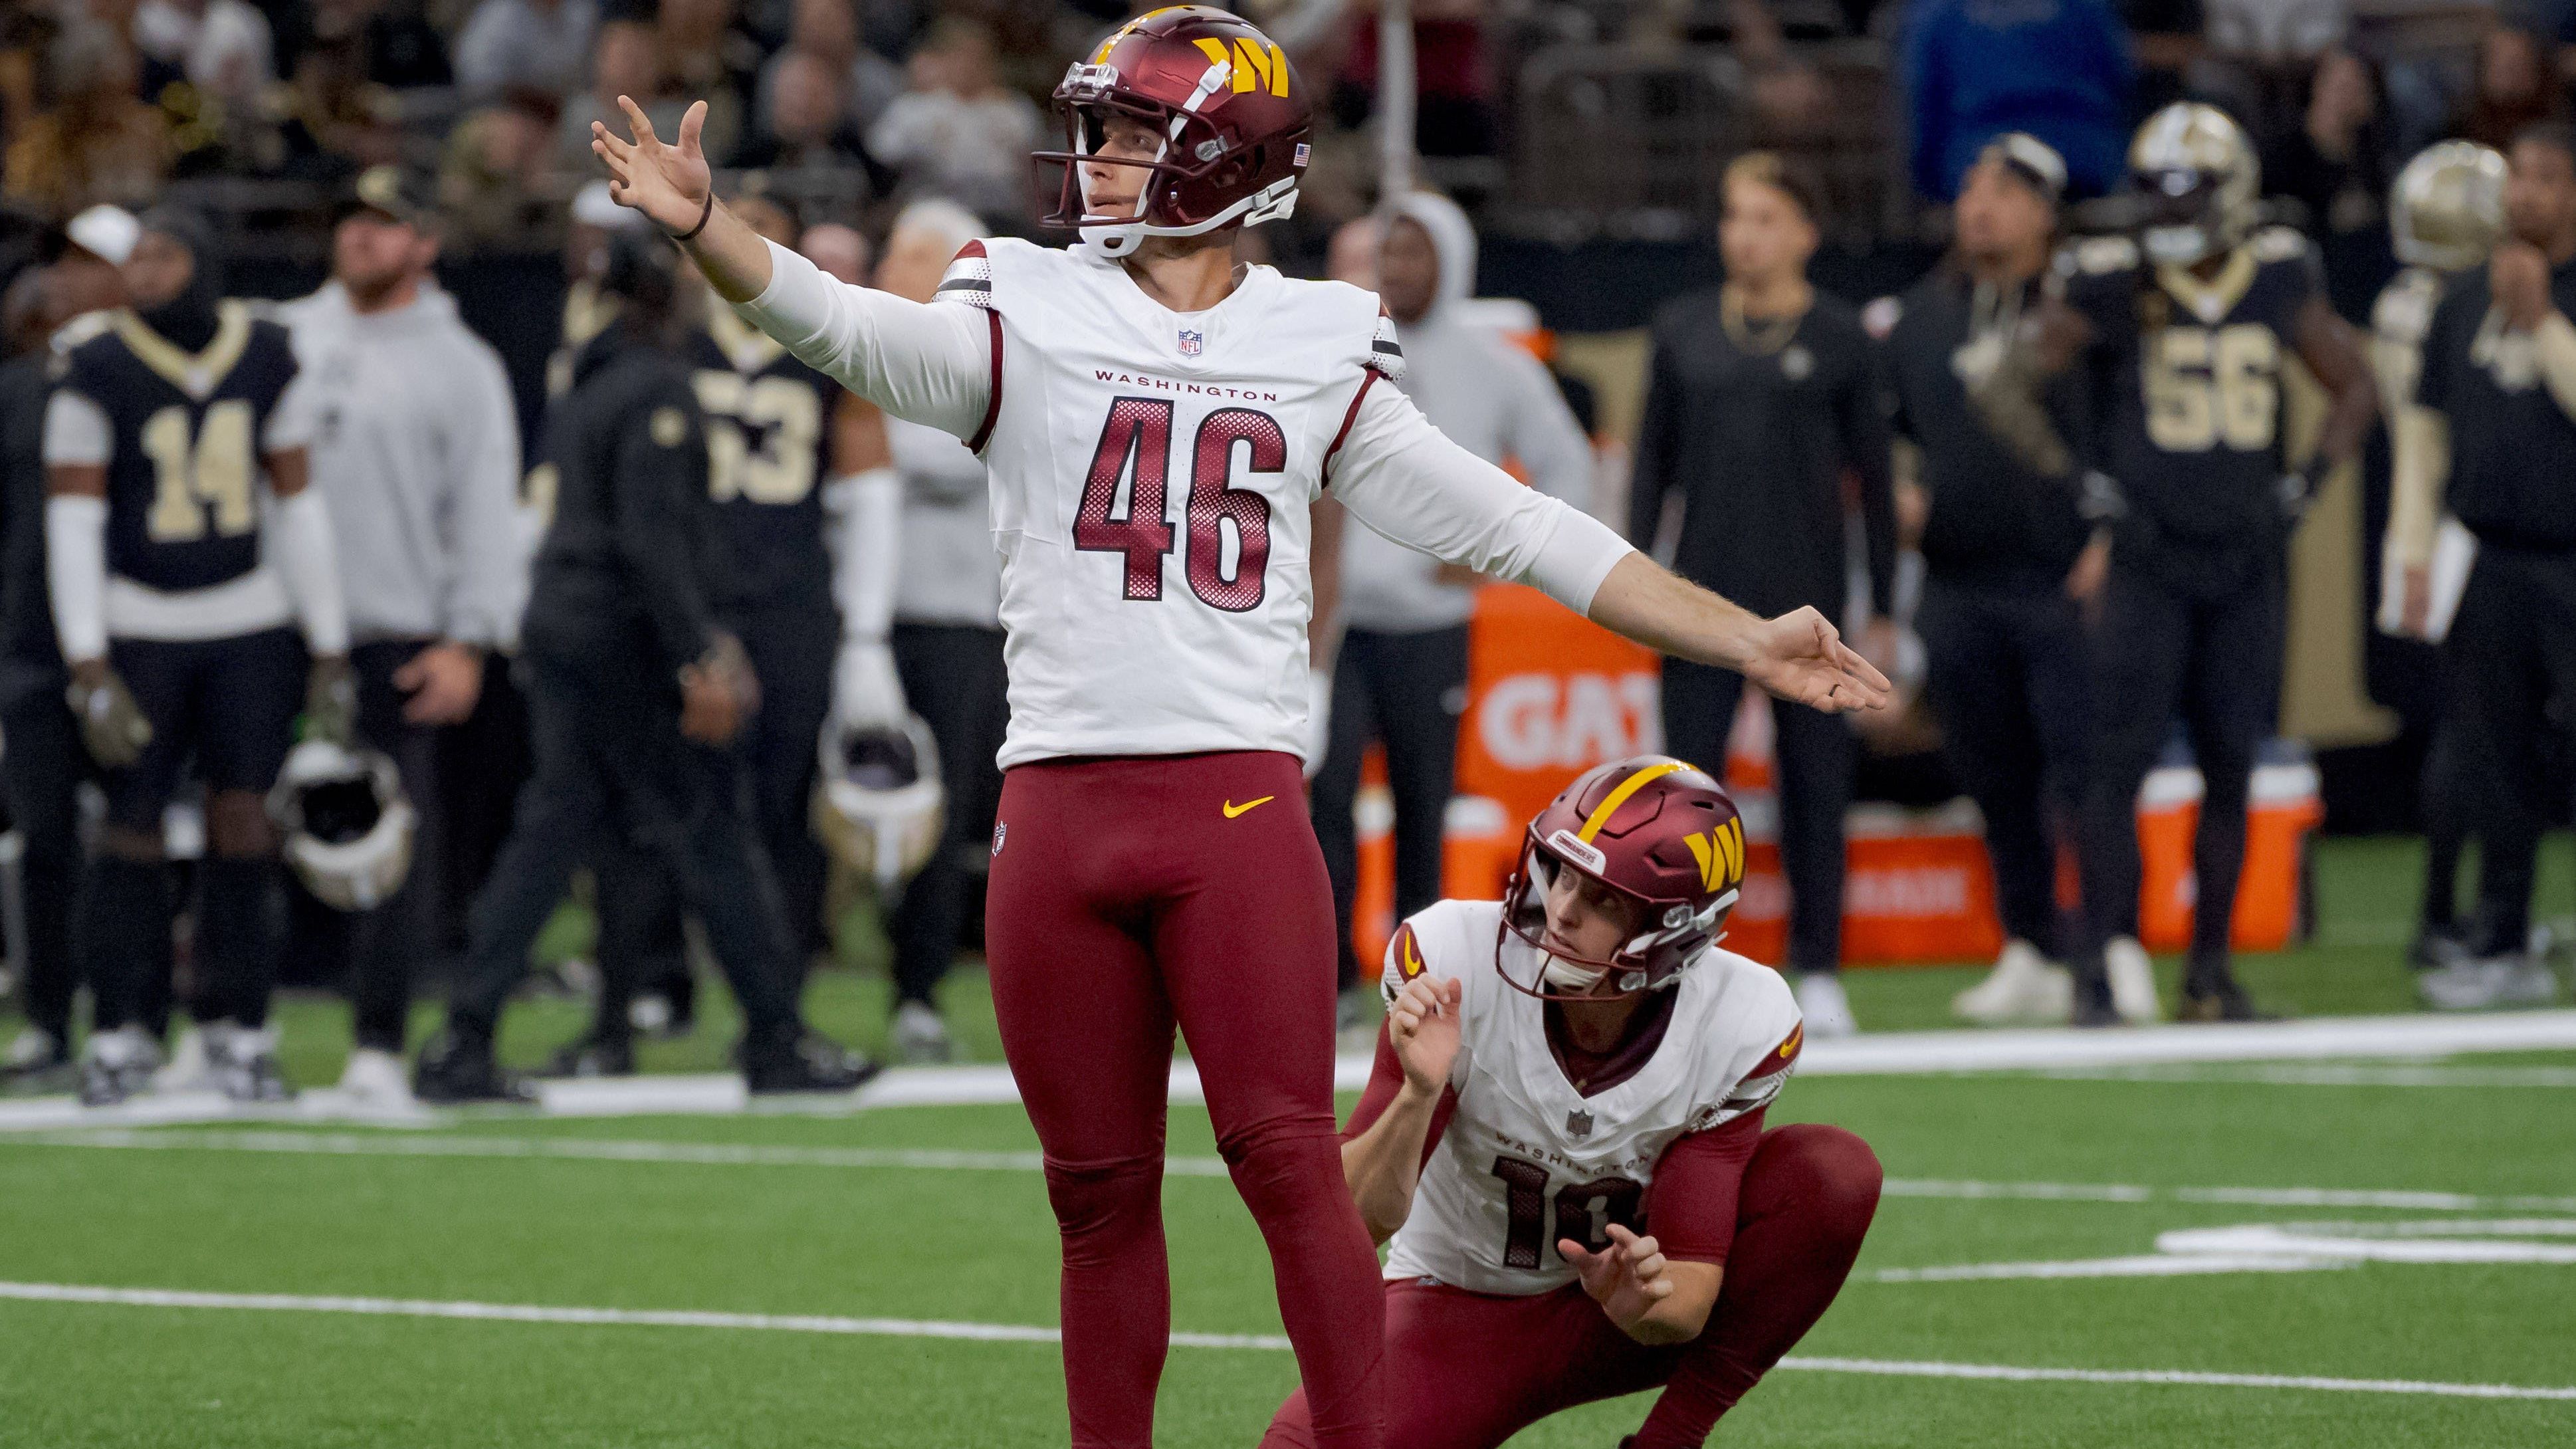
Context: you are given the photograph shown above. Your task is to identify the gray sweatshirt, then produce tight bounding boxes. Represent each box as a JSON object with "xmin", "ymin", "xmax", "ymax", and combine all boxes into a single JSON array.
[
  {"xmin": 890, "ymin": 413, "xmax": 1002, "ymax": 629},
  {"xmin": 1341, "ymin": 191, "xmax": 1596, "ymax": 635},
  {"xmin": 275, "ymin": 281, "xmax": 528, "ymax": 648}
]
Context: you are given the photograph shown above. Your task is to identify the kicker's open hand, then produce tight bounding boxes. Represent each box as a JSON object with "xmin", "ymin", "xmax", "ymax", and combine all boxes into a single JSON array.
[
  {"xmin": 1735, "ymin": 605, "xmax": 1890, "ymax": 715},
  {"xmin": 591, "ymin": 96, "xmax": 712, "ymax": 235},
  {"xmin": 1561, "ymin": 1222, "xmax": 1675, "ymax": 1337}
]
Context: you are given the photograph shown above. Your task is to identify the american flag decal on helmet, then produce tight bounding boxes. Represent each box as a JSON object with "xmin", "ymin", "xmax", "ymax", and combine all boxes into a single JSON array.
[
  {"xmin": 1366, "ymin": 308, "xmax": 1406, "ymax": 382},
  {"xmin": 1294, "ymin": 142, "xmax": 1311, "ymax": 167},
  {"xmin": 933, "ymin": 241, "xmax": 995, "ymax": 311}
]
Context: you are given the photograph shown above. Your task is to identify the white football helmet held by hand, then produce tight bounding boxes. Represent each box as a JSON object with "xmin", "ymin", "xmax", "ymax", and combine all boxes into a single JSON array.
[
  {"xmin": 812, "ymin": 713, "xmax": 945, "ymax": 895},
  {"xmin": 268, "ymin": 739, "xmax": 417, "ymax": 911}
]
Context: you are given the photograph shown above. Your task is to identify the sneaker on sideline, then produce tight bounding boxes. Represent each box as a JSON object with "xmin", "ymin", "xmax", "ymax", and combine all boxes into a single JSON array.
[
  {"xmin": 1952, "ymin": 939, "xmax": 2074, "ymax": 1026},
  {"xmin": 2103, "ymin": 937, "xmax": 2161, "ymax": 1024},
  {"xmin": 1794, "ymin": 971, "xmax": 1859, "ymax": 1038}
]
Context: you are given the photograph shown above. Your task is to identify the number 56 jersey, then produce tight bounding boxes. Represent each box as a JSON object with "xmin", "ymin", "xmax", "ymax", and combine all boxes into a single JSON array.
[
  {"xmin": 1380, "ymin": 899, "xmax": 1805, "ymax": 1298},
  {"xmin": 950, "ymin": 239, "xmax": 1401, "ymax": 768}
]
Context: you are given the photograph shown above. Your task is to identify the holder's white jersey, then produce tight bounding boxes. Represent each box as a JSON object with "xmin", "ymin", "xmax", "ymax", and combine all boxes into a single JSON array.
[
  {"xmin": 730, "ymin": 237, "xmax": 1632, "ymax": 771},
  {"xmin": 1378, "ymin": 899, "xmax": 1804, "ymax": 1297}
]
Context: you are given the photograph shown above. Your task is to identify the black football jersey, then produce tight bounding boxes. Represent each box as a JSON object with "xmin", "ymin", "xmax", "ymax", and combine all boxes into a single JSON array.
[
  {"xmin": 688, "ymin": 310, "xmax": 837, "ymax": 613},
  {"xmin": 58, "ymin": 303, "xmax": 301, "ymax": 593},
  {"xmin": 2062, "ymin": 226, "xmax": 2323, "ymax": 547}
]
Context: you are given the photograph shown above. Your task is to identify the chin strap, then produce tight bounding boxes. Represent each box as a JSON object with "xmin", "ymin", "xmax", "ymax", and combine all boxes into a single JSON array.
[{"xmin": 1075, "ymin": 177, "xmax": 1301, "ymax": 259}]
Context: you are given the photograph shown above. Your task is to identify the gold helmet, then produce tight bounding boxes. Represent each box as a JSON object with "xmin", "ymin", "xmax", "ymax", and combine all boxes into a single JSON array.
[
  {"xmin": 2390, "ymin": 140, "xmax": 2506, "ymax": 272},
  {"xmin": 2129, "ymin": 102, "xmax": 2260, "ymax": 266}
]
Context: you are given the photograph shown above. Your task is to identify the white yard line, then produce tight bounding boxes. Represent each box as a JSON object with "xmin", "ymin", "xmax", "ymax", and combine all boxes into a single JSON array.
[
  {"xmin": 0, "ymin": 1280, "xmax": 2567, "ymax": 1401},
  {"xmin": 7, "ymin": 1009, "xmax": 2575, "ymax": 1134},
  {"xmin": 2032, "ymin": 1063, "xmax": 2576, "ymax": 1088},
  {"xmin": 19, "ymin": 1127, "xmax": 2576, "ymax": 1214}
]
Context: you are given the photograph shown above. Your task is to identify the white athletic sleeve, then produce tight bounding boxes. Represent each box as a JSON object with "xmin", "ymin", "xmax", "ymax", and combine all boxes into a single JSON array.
[
  {"xmin": 732, "ymin": 239, "xmax": 994, "ymax": 442},
  {"xmin": 272, "ymin": 485, "xmax": 349, "ymax": 655},
  {"xmin": 42, "ymin": 390, "xmax": 111, "ymax": 466},
  {"xmin": 828, "ymin": 467, "xmax": 903, "ymax": 643},
  {"xmin": 1329, "ymin": 380, "xmax": 1634, "ymax": 615},
  {"xmin": 45, "ymin": 493, "xmax": 108, "ymax": 663}
]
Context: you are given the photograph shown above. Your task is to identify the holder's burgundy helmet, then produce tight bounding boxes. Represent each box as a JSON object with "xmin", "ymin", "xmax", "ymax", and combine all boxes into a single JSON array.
[
  {"xmin": 1036, "ymin": 6, "xmax": 1311, "ymax": 257},
  {"xmin": 1499, "ymin": 756, "xmax": 1747, "ymax": 1000}
]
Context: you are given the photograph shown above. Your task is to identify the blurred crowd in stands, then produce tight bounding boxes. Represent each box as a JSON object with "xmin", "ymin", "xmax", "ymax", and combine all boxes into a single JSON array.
[{"xmin": 0, "ymin": 0, "xmax": 2565, "ymax": 275}]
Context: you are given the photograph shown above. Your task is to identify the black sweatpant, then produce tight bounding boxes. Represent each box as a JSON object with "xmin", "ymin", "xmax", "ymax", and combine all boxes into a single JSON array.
[
  {"xmin": 84, "ymin": 628, "xmax": 304, "ymax": 1034},
  {"xmin": 1664, "ymin": 657, "xmax": 1855, "ymax": 976},
  {"xmin": 449, "ymin": 635, "xmax": 802, "ymax": 1050},
  {"xmin": 888, "ymin": 622, "xmax": 1008, "ymax": 1008},
  {"xmin": 2446, "ymin": 545, "xmax": 2576, "ymax": 954},
  {"xmin": 2417, "ymin": 659, "xmax": 2474, "ymax": 942},
  {"xmin": 1312, "ymin": 625, "xmax": 1469, "ymax": 989},
  {"xmin": 434, "ymin": 653, "xmax": 528, "ymax": 958},
  {"xmin": 2076, "ymin": 554, "xmax": 2282, "ymax": 990},
  {"xmin": 282, "ymin": 639, "xmax": 452, "ymax": 1053},
  {"xmin": 1917, "ymin": 576, "xmax": 2091, "ymax": 956},
  {"xmin": 591, "ymin": 604, "xmax": 838, "ymax": 1035},
  {"xmin": 0, "ymin": 675, "xmax": 82, "ymax": 1043}
]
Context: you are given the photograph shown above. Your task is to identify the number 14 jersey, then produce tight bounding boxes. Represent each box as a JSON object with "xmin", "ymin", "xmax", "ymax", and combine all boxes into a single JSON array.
[{"xmin": 948, "ymin": 239, "xmax": 1402, "ymax": 768}]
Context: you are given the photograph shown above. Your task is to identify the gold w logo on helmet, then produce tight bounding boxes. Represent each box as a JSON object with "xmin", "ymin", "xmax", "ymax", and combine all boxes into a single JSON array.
[
  {"xmin": 1681, "ymin": 818, "xmax": 1746, "ymax": 893},
  {"xmin": 1192, "ymin": 35, "xmax": 1290, "ymax": 96}
]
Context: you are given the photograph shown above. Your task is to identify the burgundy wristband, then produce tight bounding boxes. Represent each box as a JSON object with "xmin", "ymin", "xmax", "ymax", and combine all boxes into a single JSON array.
[{"xmin": 670, "ymin": 192, "xmax": 714, "ymax": 243}]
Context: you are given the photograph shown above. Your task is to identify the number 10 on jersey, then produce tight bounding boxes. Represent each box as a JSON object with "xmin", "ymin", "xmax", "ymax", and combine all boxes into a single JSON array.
[{"xmin": 1075, "ymin": 395, "xmax": 1283, "ymax": 612}]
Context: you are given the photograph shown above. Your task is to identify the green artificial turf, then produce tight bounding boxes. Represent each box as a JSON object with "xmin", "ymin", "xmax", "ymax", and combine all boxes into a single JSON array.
[{"xmin": 1, "ymin": 836, "xmax": 2573, "ymax": 1446}]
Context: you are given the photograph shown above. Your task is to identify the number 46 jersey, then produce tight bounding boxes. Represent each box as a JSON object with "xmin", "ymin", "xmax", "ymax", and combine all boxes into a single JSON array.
[
  {"xmin": 1379, "ymin": 899, "xmax": 1804, "ymax": 1298},
  {"xmin": 947, "ymin": 238, "xmax": 1402, "ymax": 768}
]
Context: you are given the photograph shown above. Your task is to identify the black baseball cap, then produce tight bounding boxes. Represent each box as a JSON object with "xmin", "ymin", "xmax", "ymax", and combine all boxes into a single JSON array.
[{"xmin": 341, "ymin": 166, "xmax": 437, "ymax": 229}]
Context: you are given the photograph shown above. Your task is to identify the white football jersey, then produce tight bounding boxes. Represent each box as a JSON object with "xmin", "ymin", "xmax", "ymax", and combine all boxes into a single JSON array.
[
  {"xmin": 1378, "ymin": 899, "xmax": 1804, "ymax": 1297},
  {"xmin": 942, "ymin": 239, "xmax": 1402, "ymax": 768}
]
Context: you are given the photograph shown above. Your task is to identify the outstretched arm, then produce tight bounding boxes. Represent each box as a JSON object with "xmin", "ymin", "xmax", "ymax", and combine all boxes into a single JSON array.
[
  {"xmin": 1588, "ymin": 555, "xmax": 1888, "ymax": 713},
  {"xmin": 592, "ymin": 98, "xmax": 991, "ymax": 439},
  {"xmin": 1331, "ymin": 384, "xmax": 1889, "ymax": 713}
]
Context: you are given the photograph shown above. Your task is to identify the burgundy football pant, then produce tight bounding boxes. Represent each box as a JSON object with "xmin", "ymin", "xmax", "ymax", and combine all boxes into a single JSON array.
[
  {"xmin": 985, "ymin": 751, "xmax": 1386, "ymax": 1449},
  {"xmin": 1260, "ymin": 1124, "xmax": 1881, "ymax": 1449}
]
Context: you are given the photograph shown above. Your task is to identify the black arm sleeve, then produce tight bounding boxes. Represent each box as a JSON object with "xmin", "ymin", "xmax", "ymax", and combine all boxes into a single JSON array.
[
  {"xmin": 1838, "ymin": 344, "xmax": 1899, "ymax": 616},
  {"xmin": 1628, "ymin": 328, "xmax": 1682, "ymax": 550},
  {"xmin": 613, "ymin": 390, "xmax": 718, "ymax": 673}
]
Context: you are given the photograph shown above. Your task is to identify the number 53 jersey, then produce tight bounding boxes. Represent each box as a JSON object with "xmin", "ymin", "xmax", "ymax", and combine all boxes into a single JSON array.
[
  {"xmin": 957, "ymin": 238, "xmax": 1402, "ymax": 768},
  {"xmin": 1378, "ymin": 898, "xmax": 1805, "ymax": 1297}
]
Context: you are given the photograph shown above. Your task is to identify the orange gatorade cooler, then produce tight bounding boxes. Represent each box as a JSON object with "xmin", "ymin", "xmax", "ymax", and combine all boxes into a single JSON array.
[{"xmin": 2135, "ymin": 752, "xmax": 2323, "ymax": 952}]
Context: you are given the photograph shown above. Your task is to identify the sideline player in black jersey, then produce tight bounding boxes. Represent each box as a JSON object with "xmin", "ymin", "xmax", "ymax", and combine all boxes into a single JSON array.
[
  {"xmin": 548, "ymin": 195, "xmax": 903, "ymax": 1075},
  {"xmin": 44, "ymin": 209, "xmax": 353, "ymax": 1105},
  {"xmin": 0, "ymin": 257, "xmax": 122, "ymax": 1085},
  {"xmin": 1874, "ymin": 134, "xmax": 2096, "ymax": 1026},
  {"xmin": 2397, "ymin": 123, "xmax": 2576, "ymax": 1010},
  {"xmin": 2369, "ymin": 142, "xmax": 2508, "ymax": 996},
  {"xmin": 412, "ymin": 231, "xmax": 875, "ymax": 1101},
  {"xmin": 1986, "ymin": 104, "xmax": 2377, "ymax": 1023}
]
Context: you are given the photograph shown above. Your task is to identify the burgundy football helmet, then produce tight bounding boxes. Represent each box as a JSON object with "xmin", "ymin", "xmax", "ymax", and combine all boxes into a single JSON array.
[
  {"xmin": 1036, "ymin": 6, "xmax": 1312, "ymax": 257},
  {"xmin": 1499, "ymin": 756, "xmax": 1747, "ymax": 1000}
]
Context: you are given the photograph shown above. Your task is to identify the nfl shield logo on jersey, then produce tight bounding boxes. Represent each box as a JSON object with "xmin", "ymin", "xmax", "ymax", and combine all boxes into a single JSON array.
[
  {"xmin": 1178, "ymin": 328, "xmax": 1204, "ymax": 356},
  {"xmin": 1566, "ymin": 1109, "xmax": 1594, "ymax": 1138}
]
